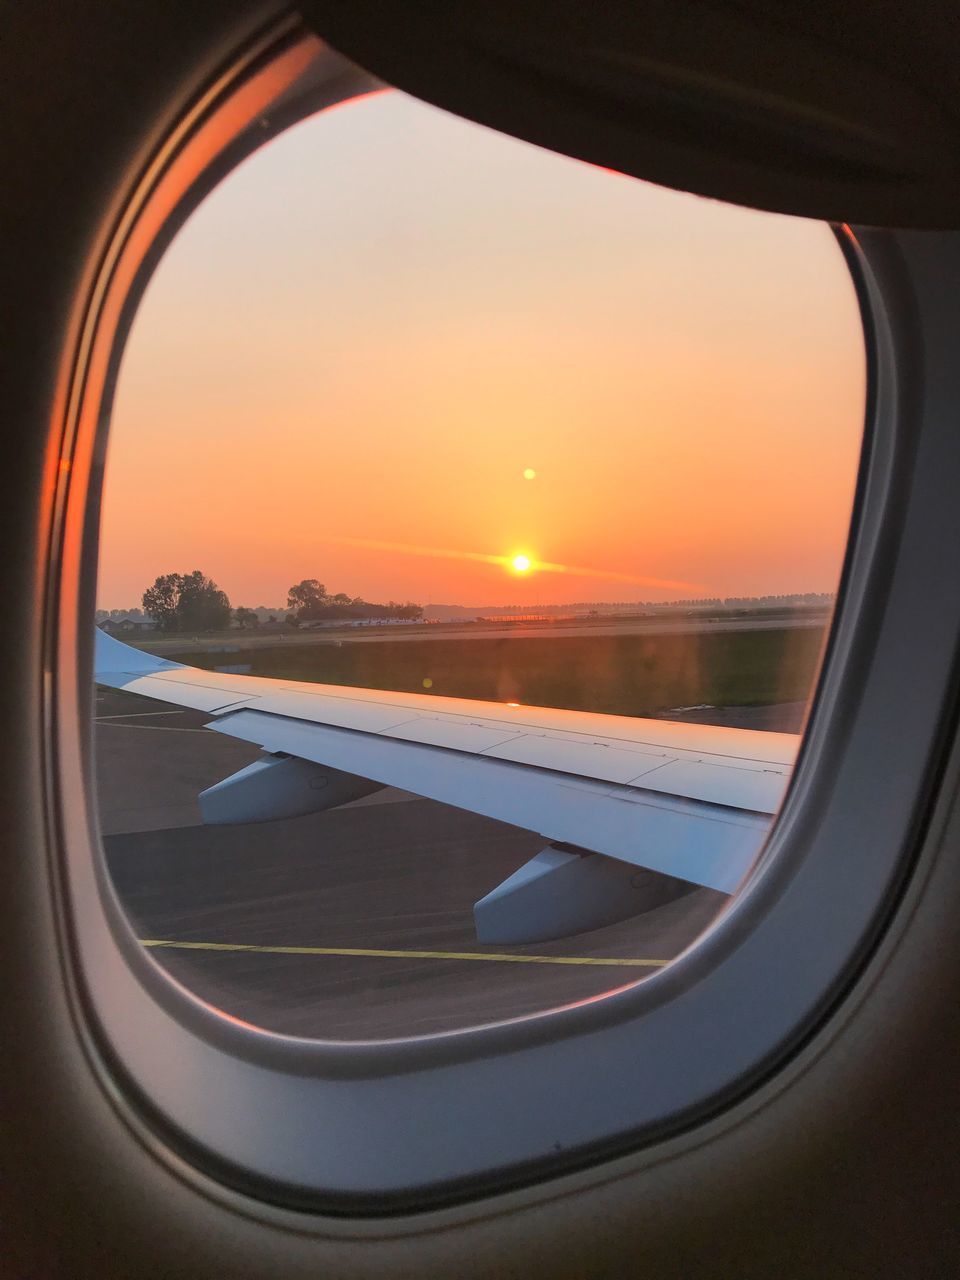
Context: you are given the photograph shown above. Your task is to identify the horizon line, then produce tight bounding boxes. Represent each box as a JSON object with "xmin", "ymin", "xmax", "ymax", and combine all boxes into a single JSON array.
[{"xmin": 96, "ymin": 589, "xmax": 838, "ymax": 614}]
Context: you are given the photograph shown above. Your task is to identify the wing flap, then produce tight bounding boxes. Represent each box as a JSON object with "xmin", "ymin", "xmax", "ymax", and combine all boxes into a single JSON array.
[{"xmin": 482, "ymin": 734, "xmax": 671, "ymax": 785}]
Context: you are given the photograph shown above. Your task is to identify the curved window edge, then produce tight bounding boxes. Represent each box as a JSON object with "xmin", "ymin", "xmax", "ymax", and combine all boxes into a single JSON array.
[{"xmin": 42, "ymin": 14, "xmax": 956, "ymax": 1215}]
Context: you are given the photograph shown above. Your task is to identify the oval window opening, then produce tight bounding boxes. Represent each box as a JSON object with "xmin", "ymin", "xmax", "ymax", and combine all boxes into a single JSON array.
[{"xmin": 94, "ymin": 88, "xmax": 865, "ymax": 1040}]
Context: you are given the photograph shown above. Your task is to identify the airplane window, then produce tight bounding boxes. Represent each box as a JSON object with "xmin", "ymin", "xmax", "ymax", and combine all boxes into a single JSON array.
[{"xmin": 94, "ymin": 89, "xmax": 865, "ymax": 1041}]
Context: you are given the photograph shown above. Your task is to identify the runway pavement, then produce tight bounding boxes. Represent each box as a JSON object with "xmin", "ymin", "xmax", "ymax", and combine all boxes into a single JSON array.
[{"xmin": 95, "ymin": 684, "xmax": 794, "ymax": 1039}]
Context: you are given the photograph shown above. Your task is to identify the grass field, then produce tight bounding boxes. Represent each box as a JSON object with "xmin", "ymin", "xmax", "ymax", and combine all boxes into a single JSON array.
[{"xmin": 166, "ymin": 626, "xmax": 827, "ymax": 719}]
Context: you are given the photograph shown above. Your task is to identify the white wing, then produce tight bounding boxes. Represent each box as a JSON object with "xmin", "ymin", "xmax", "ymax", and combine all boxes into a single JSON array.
[{"xmin": 95, "ymin": 629, "xmax": 798, "ymax": 941}]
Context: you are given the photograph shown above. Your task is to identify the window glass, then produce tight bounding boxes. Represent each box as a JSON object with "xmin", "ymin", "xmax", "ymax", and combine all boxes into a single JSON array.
[{"xmin": 95, "ymin": 91, "xmax": 865, "ymax": 1040}]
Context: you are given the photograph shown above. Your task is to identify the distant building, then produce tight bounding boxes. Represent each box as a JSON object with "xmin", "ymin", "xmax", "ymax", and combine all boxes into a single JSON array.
[{"xmin": 98, "ymin": 616, "xmax": 156, "ymax": 635}]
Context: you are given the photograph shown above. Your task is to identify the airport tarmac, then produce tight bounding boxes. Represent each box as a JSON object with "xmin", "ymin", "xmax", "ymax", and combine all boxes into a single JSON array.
[{"xmin": 96, "ymin": 684, "xmax": 796, "ymax": 1039}]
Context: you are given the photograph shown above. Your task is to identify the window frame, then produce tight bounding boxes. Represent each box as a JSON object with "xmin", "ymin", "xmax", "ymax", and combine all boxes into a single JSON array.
[{"xmin": 46, "ymin": 15, "xmax": 960, "ymax": 1214}]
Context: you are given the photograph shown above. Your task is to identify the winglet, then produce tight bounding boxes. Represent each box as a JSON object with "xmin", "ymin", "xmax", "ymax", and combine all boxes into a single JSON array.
[{"xmin": 94, "ymin": 627, "xmax": 185, "ymax": 685}]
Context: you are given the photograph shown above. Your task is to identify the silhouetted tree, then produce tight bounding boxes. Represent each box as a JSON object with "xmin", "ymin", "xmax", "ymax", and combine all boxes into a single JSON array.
[
  {"xmin": 233, "ymin": 606, "xmax": 258, "ymax": 629},
  {"xmin": 287, "ymin": 579, "xmax": 327, "ymax": 620},
  {"xmin": 142, "ymin": 570, "xmax": 231, "ymax": 633},
  {"xmin": 284, "ymin": 578, "xmax": 423, "ymax": 624},
  {"xmin": 142, "ymin": 574, "xmax": 179, "ymax": 631},
  {"xmin": 176, "ymin": 571, "xmax": 231, "ymax": 632}
]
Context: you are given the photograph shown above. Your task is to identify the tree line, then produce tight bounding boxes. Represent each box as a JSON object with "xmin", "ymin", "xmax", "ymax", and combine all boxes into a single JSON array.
[
  {"xmin": 134, "ymin": 571, "xmax": 422, "ymax": 633},
  {"xmin": 285, "ymin": 579, "xmax": 422, "ymax": 623}
]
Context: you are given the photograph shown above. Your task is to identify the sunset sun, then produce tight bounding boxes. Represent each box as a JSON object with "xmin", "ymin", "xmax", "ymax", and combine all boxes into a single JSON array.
[{"xmin": 511, "ymin": 554, "xmax": 533, "ymax": 574}]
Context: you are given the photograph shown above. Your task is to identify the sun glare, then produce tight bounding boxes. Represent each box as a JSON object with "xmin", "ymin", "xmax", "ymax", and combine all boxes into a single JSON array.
[{"xmin": 511, "ymin": 555, "xmax": 533, "ymax": 574}]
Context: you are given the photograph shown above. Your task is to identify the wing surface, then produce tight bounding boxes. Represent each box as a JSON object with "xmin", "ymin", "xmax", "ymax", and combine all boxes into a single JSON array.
[{"xmin": 95, "ymin": 629, "xmax": 799, "ymax": 895}]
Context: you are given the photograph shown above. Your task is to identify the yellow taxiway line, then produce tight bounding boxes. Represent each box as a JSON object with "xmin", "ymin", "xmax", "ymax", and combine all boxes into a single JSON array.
[{"xmin": 140, "ymin": 939, "xmax": 666, "ymax": 968}]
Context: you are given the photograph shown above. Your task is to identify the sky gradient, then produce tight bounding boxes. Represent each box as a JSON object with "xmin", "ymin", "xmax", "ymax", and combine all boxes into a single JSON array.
[{"xmin": 99, "ymin": 90, "xmax": 866, "ymax": 609}]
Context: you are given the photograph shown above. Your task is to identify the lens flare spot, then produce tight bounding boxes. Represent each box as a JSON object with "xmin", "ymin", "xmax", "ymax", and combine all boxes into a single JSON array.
[
  {"xmin": 422, "ymin": 677, "xmax": 433, "ymax": 689},
  {"xmin": 523, "ymin": 468, "xmax": 536, "ymax": 480},
  {"xmin": 511, "ymin": 555, "xmax": 532, "ymax": 574}
]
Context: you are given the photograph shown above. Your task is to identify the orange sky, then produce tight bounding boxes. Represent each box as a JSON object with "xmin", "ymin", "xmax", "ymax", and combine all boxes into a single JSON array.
[{"xmin": 98, "ymin": 90, "xmax": 866, "ymax": 609}]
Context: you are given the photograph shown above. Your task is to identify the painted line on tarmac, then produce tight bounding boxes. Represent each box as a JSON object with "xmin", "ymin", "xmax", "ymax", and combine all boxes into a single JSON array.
[
  {"xmin": 96, "ymin": 709, "xmax": 186, "ymax": 720},
  {"xmin": 98, "ymin": 723, "xmax": 211, "ymax": 733},
  {"xmin": 140, "ymin": 939, "xmax": 667, "ymax": 968}
]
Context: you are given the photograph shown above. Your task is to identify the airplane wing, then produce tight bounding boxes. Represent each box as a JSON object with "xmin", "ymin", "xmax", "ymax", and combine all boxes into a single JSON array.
[{"xmin": 95, "ymin": 628, "xmax": 799, "ymax": 942}]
